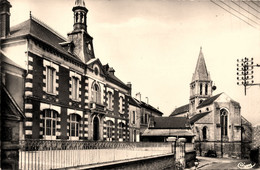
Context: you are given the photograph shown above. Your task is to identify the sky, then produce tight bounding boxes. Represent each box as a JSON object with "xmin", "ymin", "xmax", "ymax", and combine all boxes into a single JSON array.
[{"xmin": 8, "ymin": 0, "xmax": 260, "ymax": 125}]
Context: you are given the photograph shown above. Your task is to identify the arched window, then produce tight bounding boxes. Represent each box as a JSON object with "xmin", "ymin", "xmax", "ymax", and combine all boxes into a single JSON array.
[
  {"xmin": 220, "ymin": 109, "xmax": 228, "ymax": 137},
  {"xmin": 69, "ymin": 114, "xmax": 80, "ymax": 139},
  {"xmin": 92, "ymin": 83, "xmax": 101, "ymax": 104},
  {"xmin": 200, "ymin": 83, "xmax": 203, "ymax": 95},
  {"xmin": 107, "ymin": 92, "xmax": 113, "ymax": 110},
  {"xmin": 43, "ymin": 109, "xmax": 58, "ymax": 140},
  {"xmin": 205, "ymin": 84, "xmax": 208, "ymax": 95},
  {"xmin": 107, "ymin": 120, "xmax": 113, "ymax": 141},
  {"xmin": 202, "ymin": 126, "xmax": 207, "ymax": 140}
]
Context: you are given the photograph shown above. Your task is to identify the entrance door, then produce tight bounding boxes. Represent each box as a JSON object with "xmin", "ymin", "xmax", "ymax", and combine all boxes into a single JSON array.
[{"xmin": 93, "ymin": 117, "xmax": 99, "ymax": 141}]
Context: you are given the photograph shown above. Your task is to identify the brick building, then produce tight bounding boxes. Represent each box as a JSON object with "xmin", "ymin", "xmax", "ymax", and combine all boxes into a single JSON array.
[{"xmin": 1, "ymin": 0, "xmax": 132, "ymax": 142}]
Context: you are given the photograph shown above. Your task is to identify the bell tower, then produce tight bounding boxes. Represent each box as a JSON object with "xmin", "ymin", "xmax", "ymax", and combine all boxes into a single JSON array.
[
  {"xmin": 73, "ymin": 0, "xmax": 87, "ymax": 32},
  {"xmin": 68, "ymin": 0, "xmax": 95, "ymax": 63},
  {"xmin": 189, "ymin": 47, "xmax": 213, "ymax": 115}
]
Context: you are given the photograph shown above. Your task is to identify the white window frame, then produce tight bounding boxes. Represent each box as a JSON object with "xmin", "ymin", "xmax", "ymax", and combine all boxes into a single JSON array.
[
  {"xmin": 72, "ymin": 76, "xmax": 79, "ymax": 101},
  {"xmin": 119, "ymin": 97, "xmax": 123, "ymax": 113},
  {"xmin": 92, "ymin": 83, "xmax": 101, "ymax": 104},
  {"xmin": 46, "ymin": 66, "xmax": 56, "ymax": 94},
  {"xmin": 43, "ymin": 109, "xmax": 57, "ymax": 140},
  {"xmin": 69, "ymin": 114, "xmax": 80, "ymax": 140},
  {"xmin": 118, "ymin": 122, "xmax": 123, "ymax": 141},
  {"xmin": 107, "ymin": 120, "xmax": 113, "ymax": 141},
  {"xmin": 107, "ymin": 92, "xmax": 113, "ymax": 110}
]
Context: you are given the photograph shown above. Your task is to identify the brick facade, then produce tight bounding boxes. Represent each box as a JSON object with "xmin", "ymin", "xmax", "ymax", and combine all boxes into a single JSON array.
[{"xmin": 1, "ymin": 0, "xmax": 131, "ymax": 142}]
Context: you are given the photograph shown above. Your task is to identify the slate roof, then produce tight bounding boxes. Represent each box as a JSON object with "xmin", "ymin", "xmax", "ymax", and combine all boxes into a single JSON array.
[
  {"xmin": 189, "ymin": 111, "xmax": 211, "ymax": 124},
  {"xmin": 8, "ymin": 16, "xmax": 130, "ymax": 90},
  {"xmin": 129, "ymin": 96, "xmax": 141, "ymax": 108},
  {"xmin": 8, "ymin": 16, "xmax": 81, "ymax": 62},
  {"xmin": 170, "ymin": 104, "xmax": 189, "ymax": 117},
  {"xmin": 197, "ymin": 93, "xmax": 222, "ymax": 108},
  {"xmin": 139, "ymin": 101, "xmax": 163, "ymax": 116},
  {"xmin": 152, "ymin": 117, "xmax": 190, "ymax": 129}
]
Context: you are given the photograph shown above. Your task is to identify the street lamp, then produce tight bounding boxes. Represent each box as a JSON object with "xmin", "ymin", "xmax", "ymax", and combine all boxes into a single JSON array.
[{"xmin": 237, "ymin": 57, "xmax": 260, "ymax": 95}]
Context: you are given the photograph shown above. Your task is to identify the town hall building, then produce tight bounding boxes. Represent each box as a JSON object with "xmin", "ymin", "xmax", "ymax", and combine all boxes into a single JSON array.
[
  {"xmin": 1, "ymin": 0, "xmax": 133, "ymax": 142},
  {"xmin": 170, "ymin": 47, "xmax": 252, "ymax": 158}
]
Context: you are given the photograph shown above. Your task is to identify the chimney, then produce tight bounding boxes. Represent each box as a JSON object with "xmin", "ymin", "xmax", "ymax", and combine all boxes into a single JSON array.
[
  {"xmin": 108, "ymin": 67, "xmax": 115, "ymax": 75},
  {"xmin": 145, "ymin": 97, "xmax": 149, "ymax": 104},
  {"xmin": 136, "ymin": 92, "xmax": 141, "ymax": 102},
  {"xmin": 0, "ymin": 0, "xmax": 12, "ymax": 38},
  {"xmin": 126, "ymin": 82, "xmax": 132, "ymax": 96}
]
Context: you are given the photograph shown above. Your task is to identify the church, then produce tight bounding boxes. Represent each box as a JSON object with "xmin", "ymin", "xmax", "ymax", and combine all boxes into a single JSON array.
[{"xmin": 170, "ymin": 48, "xmax": 252, "ymax": 158}]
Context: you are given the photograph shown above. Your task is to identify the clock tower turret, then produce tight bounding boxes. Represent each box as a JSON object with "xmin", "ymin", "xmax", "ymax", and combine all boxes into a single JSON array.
[{"xmin": 68, "ymin": 0, "xmax": 95, "ymax": 63}]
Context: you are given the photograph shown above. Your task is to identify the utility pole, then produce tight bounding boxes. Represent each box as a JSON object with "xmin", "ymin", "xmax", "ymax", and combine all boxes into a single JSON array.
[{"xmin": 237, "ymin": 57, "xmax": 260, "ymax": 95}]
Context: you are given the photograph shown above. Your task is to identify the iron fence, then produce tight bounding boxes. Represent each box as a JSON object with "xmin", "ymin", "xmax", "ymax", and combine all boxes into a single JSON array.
[{"xmin": 19, "ymin": 140, "xmax": 172, "ymax": 170}]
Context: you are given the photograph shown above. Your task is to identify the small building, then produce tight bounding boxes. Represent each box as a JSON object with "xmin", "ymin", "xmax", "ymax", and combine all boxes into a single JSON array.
[
  {"xmin": 128, "ymin": 96, "xmax": 141, "ymax": 142},
  {"xmin": 1, "ymin": 50, "xmax": 26, "ymax": 169},
  {"xmin": 142, "ymin": 117, "xmax": 194, "ymax": 143}
]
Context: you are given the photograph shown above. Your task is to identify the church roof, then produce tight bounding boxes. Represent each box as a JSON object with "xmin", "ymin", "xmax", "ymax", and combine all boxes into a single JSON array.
[
  {"xmin": 192, "ymin": 47, "xmax": 211, "ymax": 82},
  {"xmin": 190, "ymin": 111, "xmax": 211, "ymax": 124},
  {"xmin": 170, "ymin": 104, "xmax": 189, "ymax": 117},
  {"xmin": 8, "ymin": 16, "xmax": 82, "ymax": 62},
  {"xmin": 197, "ymin": 93, "xmax": 223, "ymax": 108},
  {"xmin": 151, "ymin": 117, "xmax": 190, "ymax": 129}
]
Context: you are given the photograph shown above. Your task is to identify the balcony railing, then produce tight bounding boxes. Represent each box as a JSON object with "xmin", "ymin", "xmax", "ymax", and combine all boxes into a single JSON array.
[
  {"xmin": 19, "ymin": 140, "xmax": 172, "ymax": 170},
  {"xmin": 90, "ymin": 101, "xmax": 106, "ymax": 114}
]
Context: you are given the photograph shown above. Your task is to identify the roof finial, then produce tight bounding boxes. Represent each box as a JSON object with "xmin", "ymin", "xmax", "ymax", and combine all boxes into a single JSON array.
[
  {"xmin": 200, "ymin": 46, "xmax": 202, "ymax": 51},
  {"xmin": 29, "ymin": 11, "xmax": 32, "ymax": 19}
]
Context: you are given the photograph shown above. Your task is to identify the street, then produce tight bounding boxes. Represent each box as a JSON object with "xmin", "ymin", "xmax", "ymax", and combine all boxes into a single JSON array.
[{"xmin": 195, "ymin": 156, "xmax": 257, "ymax": 170}]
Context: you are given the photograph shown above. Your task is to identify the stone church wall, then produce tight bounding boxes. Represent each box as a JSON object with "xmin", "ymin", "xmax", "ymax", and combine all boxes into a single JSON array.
[{"xmin": 195, "ymin": 141, "xmax": 241, "ymax": 158}]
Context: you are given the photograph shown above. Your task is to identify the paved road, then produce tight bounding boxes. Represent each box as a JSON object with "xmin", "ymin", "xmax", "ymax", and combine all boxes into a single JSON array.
[{"xmin": 196, "ymin": 156, "xmax": 257, "ymax": 170}]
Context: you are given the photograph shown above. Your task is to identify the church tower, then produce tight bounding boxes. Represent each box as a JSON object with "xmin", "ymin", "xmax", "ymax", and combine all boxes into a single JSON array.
[
  {"xmin": 189, "ymin": 47, "xmax": 213, "ymax": 115},
  {"xmin": 67, "ymin": 0, "xmax": 95, "ymax": 63}
]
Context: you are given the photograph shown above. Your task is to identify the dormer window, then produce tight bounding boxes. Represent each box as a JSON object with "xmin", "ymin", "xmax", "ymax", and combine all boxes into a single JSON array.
[{"xmin": 94, "ymin": 67, "xmax": 99, "ymax": 75}]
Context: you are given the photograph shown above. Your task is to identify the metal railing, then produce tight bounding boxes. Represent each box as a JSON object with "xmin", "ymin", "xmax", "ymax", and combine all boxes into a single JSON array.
[{"xmin": 19, "ymin": 140, "xmax": 172, "ymax": 170}]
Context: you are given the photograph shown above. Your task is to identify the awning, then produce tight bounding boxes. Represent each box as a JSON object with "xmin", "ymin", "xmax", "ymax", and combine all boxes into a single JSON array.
[{"xmin": 142, "ymin": 129, "xmax": 195, "ymax": 137}]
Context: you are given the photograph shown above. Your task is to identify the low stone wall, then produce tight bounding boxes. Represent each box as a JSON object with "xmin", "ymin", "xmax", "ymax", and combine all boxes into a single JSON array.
[{"xmin": 70, "ymin": 153, "xmax": 175, "ymax": 170}]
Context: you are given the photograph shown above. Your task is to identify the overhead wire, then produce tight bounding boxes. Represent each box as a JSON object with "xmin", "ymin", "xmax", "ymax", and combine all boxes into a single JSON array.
[
  {"xmin": 210, "ymin": 0, "xmax": 259, "ymax": 30},
  {"xmin": 232, "ymin": 1, "xmax": 260, "ymax": 22},
  {"xmin": 249, "ymin": 1, "xmax": 260, "ymax": 11},
  {"xmin": 220, "ymin": 1, "xmax": 260, "ymax": 26}
]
